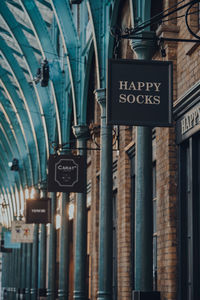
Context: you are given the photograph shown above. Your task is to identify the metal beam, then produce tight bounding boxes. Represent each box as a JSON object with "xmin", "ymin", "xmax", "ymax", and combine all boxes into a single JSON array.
[
  {"xmin": 0, "ymin": 35, "xmax": 42, "ymax": 184},
  {"xmin": 19, "ymin": 0, "xmax": 63, "ymax": 145}
]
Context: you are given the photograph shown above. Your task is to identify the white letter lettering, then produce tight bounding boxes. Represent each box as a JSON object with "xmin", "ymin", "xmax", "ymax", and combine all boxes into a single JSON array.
[
  {"xmin": 119, "ymin": 94, "xmax": 126, "ymax": 103},
  {"xmin": 119, "ymin": 81, "xmax": 128, "ymax": 90},
  {"xmin": 154, "ymin": 82, "xmax": 161, "ymax": 92}
]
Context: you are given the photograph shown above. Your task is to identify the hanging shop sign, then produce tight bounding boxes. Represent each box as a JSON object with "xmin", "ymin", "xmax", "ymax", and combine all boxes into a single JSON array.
[
  {"xmin": 11, "ymin": 220, "xmax": 34, "ymax": 243},
  {"xmin": 48, "ymin": 154, "xmax": 85, "ymax": 192},
  {"xmin": 107, "ymin": 59, "xmax": 173, "ymax": 127},
  {"xmin": 26, "ymin": 198, "xmax": 51, "ymax": 224}
]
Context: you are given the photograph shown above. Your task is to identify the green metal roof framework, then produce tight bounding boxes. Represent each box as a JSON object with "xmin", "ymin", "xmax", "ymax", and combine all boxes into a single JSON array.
[{"xmin": 0, "ymin": 0, "xmax": 133, "ymax": 228}]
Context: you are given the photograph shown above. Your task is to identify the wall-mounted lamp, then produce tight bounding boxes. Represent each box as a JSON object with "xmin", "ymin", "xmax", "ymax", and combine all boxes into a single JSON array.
[
  {"xmin": 33, "ymin": 59, "xmax": 49, "ymax": 87},
  {"xmin": 8, "ymin": 158, "xmax": 19, "ymax": 171}
]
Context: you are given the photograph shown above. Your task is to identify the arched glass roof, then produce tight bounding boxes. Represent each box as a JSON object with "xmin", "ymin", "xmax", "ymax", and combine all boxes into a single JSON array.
[
  {"xmin": 0, "ymin": 0, "xmax": 65, "ymax": 227},
  {"xmin": 0, "ymin": 0, "xmax": 117, "ymax": 228}
]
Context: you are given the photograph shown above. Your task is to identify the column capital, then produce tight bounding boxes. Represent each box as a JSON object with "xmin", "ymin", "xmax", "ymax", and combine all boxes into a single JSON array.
[
  {"xmin": 94, "ymin": 88, "xmax": 106, "ymax": 108},
  {"xmin": 130, "ymin": 31, "xmax": 156, "ymax": 60},
  {"xmin": 73, "ymin": 124, "xmax": 89, "ymax": 140}
]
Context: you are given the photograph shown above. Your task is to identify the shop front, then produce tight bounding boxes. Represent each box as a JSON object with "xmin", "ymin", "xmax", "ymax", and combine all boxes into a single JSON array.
[{"xmin": 175, "ymin": 81, "xmax": 200, "ymax": 300}]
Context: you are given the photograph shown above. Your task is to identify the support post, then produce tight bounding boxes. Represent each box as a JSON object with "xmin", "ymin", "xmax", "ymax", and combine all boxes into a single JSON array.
[
  {"xmin": 47, "ymin": 192, "xmax": 57, "ymax": 300},
  {"xmin": 2, "ymin": 253, "xmax": 8, "ymax": 299},
  {"xmin": 25, "ymin": 243, "xmax": 32, "ymax": 299},
  {"xmin": 8, "ymin": 252, "xmax": 12, "ymax": 300},
  {"xmin": 72, "ymin": 124, "xmax": 89, "ymax": 300},
  {"xmin": 31, "ymin": 225, "xmax": 39, "ymax": 300},
  {"xmin": 13, "ymin": 249, "xmax": 18, "ymax": 299},
  {"xmin": 16, "ymin": 247, "xmax": 22, "ymax": 300},
  {"xmin": 94, "ymin": 89, "xmax": 113, "ymax": 300},
  {"xmin": 21, "ymin": 243, "xmax": 27, "ymax": 298},
  {"xmin": 131, "ymin": 32, "xmax": 160, "ymax": 299},
  {"xmin": 38, "ymin": 187, "xmax": 47, "ymax": 298},
  {"xmin": 58, "ymin": 192, "xmax": 70, "ymax": 299},
  {"xmin": 31, "ymin": 189, "xmax": 40, "ymax": 300}
]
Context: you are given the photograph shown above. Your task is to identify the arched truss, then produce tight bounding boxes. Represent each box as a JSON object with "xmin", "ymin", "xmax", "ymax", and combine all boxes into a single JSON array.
[{"xmin": 0, "ymin": 0, "xmax": 119, "ymax": 227}]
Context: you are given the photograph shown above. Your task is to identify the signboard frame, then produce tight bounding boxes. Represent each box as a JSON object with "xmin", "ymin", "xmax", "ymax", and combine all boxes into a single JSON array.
[
  {"xmin": 11, "ymin": 220, "xmax": 34, "ymax": 243},
  {"xmin": 48, "ymin": 154, "xmax": 86, "ymax": 193},
  {"xmin": 107, "ymin": 59, "xmax": 173, "ymax": 127},
  {"xmin": 26, "ymin": 198, "xmax": 51, "ymax": 224}
]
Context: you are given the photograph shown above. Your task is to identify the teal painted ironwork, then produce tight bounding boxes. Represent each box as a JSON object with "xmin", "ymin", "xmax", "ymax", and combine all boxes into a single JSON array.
[
  {"xmin": 16, "ymin": 247, "xmax": 22, "ymax": 299},
  {"xmin": 0, "ymin": 35, "xmax": 42, "ymax": 185},
  {"xmin": 95, "ymin": 89, "xmax": 113, "ymax": 300},
  {"xmin": 0, "ymin": 0, "xmax": 56, "ymax": 187},
  {"xmin": 50, "ymin": 0, "xmax": 79, "ymax": 125},
  {"xmin": 130, "ymin": 0, "xmax": 156, "ymax": 292},
  {"xmin": 0, "ymin": 85, "xmax": 30, "ymax": 187},
  {"xmin": 58, "ymin": 192, "xmax": 70, "ymax": 299},
  {"xmin": 0, "ymin": 132, "xmax": 24, "ymax": 226},
  {"xmin": 31, "ymin": 225, "xmax": 39, "ymax": 300},
  {"xmin": 0, "ymin": 0, "xmax": 54, "ymax": 150},
  {"xmin": 21, "ymin": 243, "xmax": 27, "ymax": 297},
  {"xmin": 47, "ymin": 192, "xmax": 57, "ymax": 300},
  {"xmin": 0, "ymin": 143, "xmax": 19, "ymax": 193},
  {"xmin": 25, "ymin": 243, "xmax": 32, "ymax": 299},
  {"xmin": 38, "ymin": 188, "xmax": 47, "ymax": 296},
  {"xmin": 73, "ymin": 124, "xmax": 89, "ymax": 300},
  {"xmin": 19, "ymin": 0, "xmax": 63, "ymax": 144}
]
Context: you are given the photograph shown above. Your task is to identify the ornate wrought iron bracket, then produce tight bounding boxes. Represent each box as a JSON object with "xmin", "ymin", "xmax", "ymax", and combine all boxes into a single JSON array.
[
  {"xmin": 111, "ymin": 0, "xmax": 200, "ymax": 53},
  {"xmin": 50, "ymin": 124, "xmax": 119, "ymax": 153}
]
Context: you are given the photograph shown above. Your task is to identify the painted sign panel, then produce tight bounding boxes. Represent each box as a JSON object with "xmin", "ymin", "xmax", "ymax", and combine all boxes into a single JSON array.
[
  {"xmin": 11, "ymin": 221, "xmax": 34, "ymax": 243},
  {"xmin": 176, "ymin": 101, "xmax": 200, "ymax": 144},
  {"xmin": 26, "ymin": 198, "xmax": 51, "ymax": 224},
  {"xmin": 107, "ymin": 59, "xmax": 173, "ymax": 127},
  {"xmin": 48, "ymin": 154, "xmax": 85, "ymax": 192}
]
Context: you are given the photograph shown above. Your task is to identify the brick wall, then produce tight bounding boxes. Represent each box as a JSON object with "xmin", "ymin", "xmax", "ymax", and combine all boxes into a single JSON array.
[{"xmin": 87, "ymin": 1, "xmax": 200, "ymax": 300}]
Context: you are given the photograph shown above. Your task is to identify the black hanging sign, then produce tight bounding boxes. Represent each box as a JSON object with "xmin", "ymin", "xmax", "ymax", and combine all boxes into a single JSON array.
[
  {"xmin": 26, "ymin": 198, "xmax": 51, "ymax": 224},
  {"xmin": 48, "ymin": 154, "xmax": 85, "ymax": 192},
  {"xmin": 107, "ymin": 59, "xmax": 173, "ymax": 127}
]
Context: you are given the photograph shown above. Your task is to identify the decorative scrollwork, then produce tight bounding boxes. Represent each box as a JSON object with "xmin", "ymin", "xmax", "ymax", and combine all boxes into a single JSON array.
[{"xmin": 185, "ymin": 0, "xmax": 200, "ymax": 41}]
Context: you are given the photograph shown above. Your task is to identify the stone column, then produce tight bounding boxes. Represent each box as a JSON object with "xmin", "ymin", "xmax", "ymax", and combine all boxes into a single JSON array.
[
  {"xmin": 31, "ymin": 225, "xmax": 39, "ymax": 300},
  {"xmin": 131, "ymin": 32, "xmax": 159, "ymax": 299},
  {"xmin": 58, "ymin": 192, "xmax": 70, "ymax": 299},
  {"xmin": 47, "ymin": 192, "xmax": 57, "ymax": 300},
  {"xmin": 73, "ymin": 124, "xmax": 89, "ymax": 300},
  {"xmin": 38, "ymin": 187, "xmax": 47, "ymax": 299},
  {"xmin": 95, "ymin": 89, "xmax": 113, "ymax": 300},
  {"xmin": 25, "ymin": 243, "xmax": 32, "ymax": 299}
]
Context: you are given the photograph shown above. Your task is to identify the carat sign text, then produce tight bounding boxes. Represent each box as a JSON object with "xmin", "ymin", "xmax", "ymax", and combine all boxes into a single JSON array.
[
  {"xmin": 48, "ymin": 154, "xmax": 85, "ymax": 193},
  {"xmin": 107, "ymin": 59, "xmax": 173, "ymax": 127}
]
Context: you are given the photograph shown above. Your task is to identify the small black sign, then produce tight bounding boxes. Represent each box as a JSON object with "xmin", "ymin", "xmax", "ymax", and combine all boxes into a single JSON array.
[
  {"xmin": 107, "ymin": 59, "xmax": 173, "ymax": 127},
  {"xmin": 48, "ymin": 154, "xmax": 85, "ymax": 192},
  {"xmin": 26, "ymin": 198, "xmax": 51, "ymax": 224}
]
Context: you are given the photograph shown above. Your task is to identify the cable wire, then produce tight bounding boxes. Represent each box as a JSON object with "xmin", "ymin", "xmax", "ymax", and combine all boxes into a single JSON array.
[{"xmin": 132, "ymin": 0, "xmax": 199, "ymax": 34}]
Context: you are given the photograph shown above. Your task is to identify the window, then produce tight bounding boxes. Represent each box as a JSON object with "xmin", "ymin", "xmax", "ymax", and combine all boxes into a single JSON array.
[{"xmin": 179, "ymin": 135, "xmax": 200, "ymax": 300}]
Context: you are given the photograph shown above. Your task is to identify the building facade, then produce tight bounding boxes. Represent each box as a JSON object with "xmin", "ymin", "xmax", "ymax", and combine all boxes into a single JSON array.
[{"xmin": 0, "ymin": 1, "xmax": 200, "ymax": 300}]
